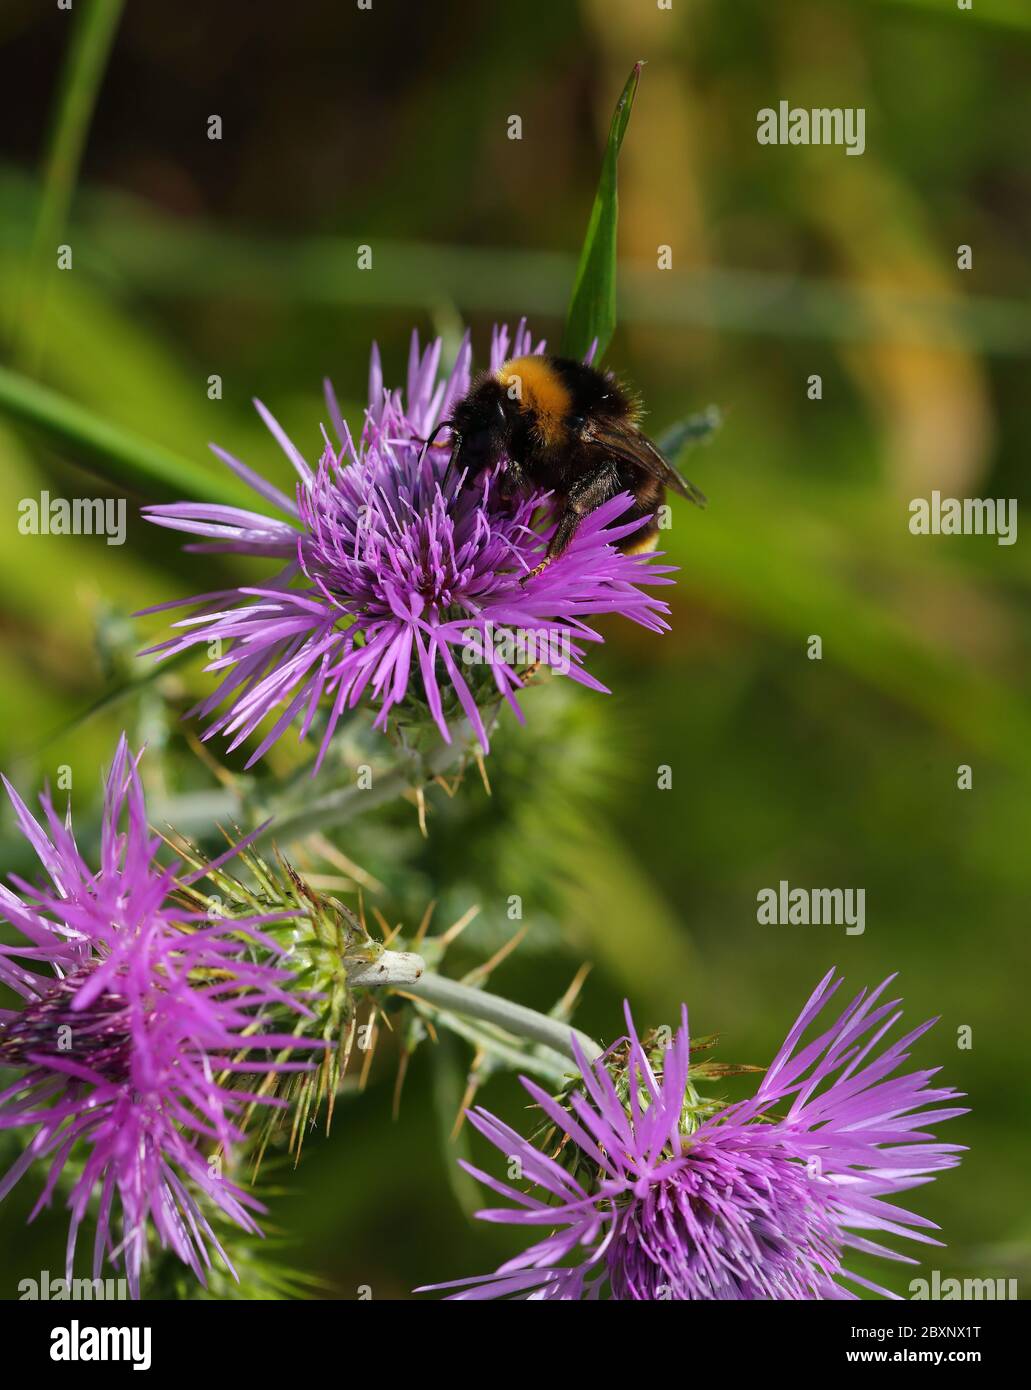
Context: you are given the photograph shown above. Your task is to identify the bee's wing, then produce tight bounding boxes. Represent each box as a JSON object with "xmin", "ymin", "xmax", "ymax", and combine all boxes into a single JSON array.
[{"xmin": 587, "ymin": 420, "xmax": 707, "ymax": 508}]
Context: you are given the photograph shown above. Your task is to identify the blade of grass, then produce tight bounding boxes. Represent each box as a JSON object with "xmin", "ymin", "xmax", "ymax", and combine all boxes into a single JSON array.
[
  {"xmin": 13, "ymin": 0, "xmax": 125, "ymax": 369},
  {"xmin": 561, "ymin": 61, "xmax": 643, "ymax": 362},
  {"xmin": 0, "ymin": 364, "xmax": 254, "ymax": 507},
  {"xmin": 3, "ymin": 172, "xmax": 1028, "ymax": 353},
  {"xmin": 28, "ymin": 646, "xmax": 195, "ymax": 757},
  {"xmin": 429, "ymin": 1033, "xmax": 484, "ymax": 1220}
]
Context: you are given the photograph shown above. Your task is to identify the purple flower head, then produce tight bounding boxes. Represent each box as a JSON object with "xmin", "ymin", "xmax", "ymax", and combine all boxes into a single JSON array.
[
  {"xmin": 0, "ymin": 737, "xmax": 318, "ymax": 1296},
  {"xmin": 421, "ymin": 971, "xmax": 967, "ymax": 1300},
  {"xmin": 141, "ymin": 321, "xmax": 675, "ymax": 769}
]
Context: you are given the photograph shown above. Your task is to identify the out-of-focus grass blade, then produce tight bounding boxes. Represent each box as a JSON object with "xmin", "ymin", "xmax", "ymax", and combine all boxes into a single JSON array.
[
  {"xmin": 29, "ymin": 646, "xmax": 194, "ymax": 756},
  {"xmin": 4, "ymin": 171, "xmax": 1028, "ymax": 354},
  {"xmin": 561, "ymin": 61, "xmax": 643, "ymax": 362},
  {"xmin": 429, "ymin": 1032, "xmax": 483, "ymax": 1221},
  {"xmin": 13, "ymin": 0, "xmax": 125, "ymax": 368},
  {"xmin": 0, "ymin": 365, "xmax": 253, "ymax": 507},
  {"xmin": 675, "ymin": 480, "xmax": 1031, "ymax": 774},
  {"xmin": 564, "ymin": 825, "xmax": 701, "ymax": 1018}
]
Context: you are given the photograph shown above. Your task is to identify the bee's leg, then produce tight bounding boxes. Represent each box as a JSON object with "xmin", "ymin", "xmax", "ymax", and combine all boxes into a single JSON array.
[
  {"xmin": 521, "ymin": 463, "xmax": 618, "ymax": 583},
  {"xmin": 497, "ymin": 458, "xmax": 527, "ymax": 500}
]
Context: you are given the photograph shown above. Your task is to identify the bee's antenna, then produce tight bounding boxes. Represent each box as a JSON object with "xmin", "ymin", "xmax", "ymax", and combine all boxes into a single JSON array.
[{"xmin": 418, "ymin": 419, "xmax": 453, "ymax": 468}]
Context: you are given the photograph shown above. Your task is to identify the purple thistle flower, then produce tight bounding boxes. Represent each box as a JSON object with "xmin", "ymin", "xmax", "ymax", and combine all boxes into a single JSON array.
[
  {"xmin": 421, "ymin": 971, "xmax": 967, "ymax": 1300},
  {"xmin": 141, "ymin": 321, "xmax": 675, "ymax": 769},
  {"xmin": 0, "ymin": 736, "xmax": 318, "ymax": 1297}
]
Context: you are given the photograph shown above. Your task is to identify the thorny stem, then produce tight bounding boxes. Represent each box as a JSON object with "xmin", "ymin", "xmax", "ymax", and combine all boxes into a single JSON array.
[
  {"xmin": 355, "ymin": 952, "xmax": 603, "ymax": 1068},
  {"xmin": 415, "ymin": 1009, "xmax": 575, "ymax": 1084},
  {"xmin": 149, "ymin": 711, "xmax": 505, "ymax": 851},
  {"xmin": 250, "ymin": 713, "xmax": 496, "ymax": 849}
]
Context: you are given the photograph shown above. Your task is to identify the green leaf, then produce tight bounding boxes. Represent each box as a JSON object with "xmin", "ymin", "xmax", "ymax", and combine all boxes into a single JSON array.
[
  {"xmin": 0, "ymin": 364, "xmax": 254, "ymax": 508},
  {"xmin": 561, "ymin": 61, "xmax": 643, "ymax": 362},
  {"xmin": 656, "ymin": 406, "xmax": 723, "ymax": 460}
]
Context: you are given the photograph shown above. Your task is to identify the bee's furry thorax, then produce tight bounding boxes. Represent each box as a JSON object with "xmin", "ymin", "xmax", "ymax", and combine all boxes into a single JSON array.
[{"xmin": 495, "ymin": 355, "xmax": 638, "ymax": 447}]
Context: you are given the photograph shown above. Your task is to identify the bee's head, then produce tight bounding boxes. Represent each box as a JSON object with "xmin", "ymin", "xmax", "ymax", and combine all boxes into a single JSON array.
[{"xmin": 446, "ymin": 380, "xmax": 514, "ymax": 483}]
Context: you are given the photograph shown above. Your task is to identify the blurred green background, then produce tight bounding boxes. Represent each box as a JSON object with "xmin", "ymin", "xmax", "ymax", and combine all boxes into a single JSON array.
[{"xmin": 0, "ymin": 0, "xmax": 1029, "ymax": 1299}]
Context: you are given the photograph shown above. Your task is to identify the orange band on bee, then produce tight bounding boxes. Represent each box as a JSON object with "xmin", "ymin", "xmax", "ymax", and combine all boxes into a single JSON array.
[{"xmin": 496, "ymin": 356, "xmax": 572, "ymax": 444}]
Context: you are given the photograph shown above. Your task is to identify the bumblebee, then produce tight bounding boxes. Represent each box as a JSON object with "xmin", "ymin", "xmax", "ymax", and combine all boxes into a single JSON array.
[{"xmin": 431, "ymin": 354, "xmax": 706, "ymax": 579}]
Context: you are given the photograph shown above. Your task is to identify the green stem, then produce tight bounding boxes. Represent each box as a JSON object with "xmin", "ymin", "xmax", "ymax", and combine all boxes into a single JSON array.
[
  {"xmin": 346, "ymin": 949, "xmax": 601, "ymax": 1072},
  {"xmin": 14, "ymin": 0, "xmax": 126, "ymax": 368},
  {"xmin": 250, "ymin": 719, "xmax": 492, "ymax": 849},
  {"xmin": 416, "ymin": 1010, "xmax": 575, "ymax": 1086},
  {"xmin": 402, "ymin": 969, "xmax": 603, "ymax": 1067}
]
